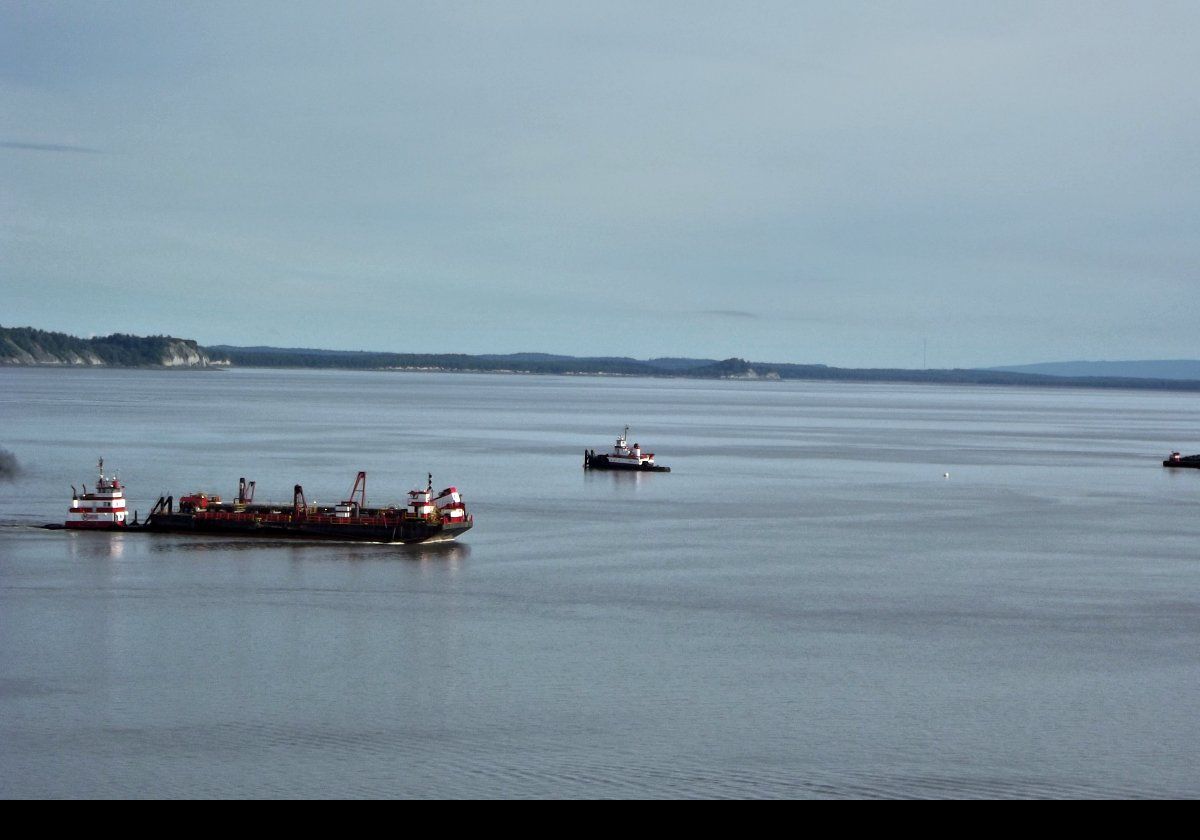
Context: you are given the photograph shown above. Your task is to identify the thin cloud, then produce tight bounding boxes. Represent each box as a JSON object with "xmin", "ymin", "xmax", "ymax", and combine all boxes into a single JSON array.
[{"xmin": 1, "ymin": 141, "xmax": 102, "ymax": 154}]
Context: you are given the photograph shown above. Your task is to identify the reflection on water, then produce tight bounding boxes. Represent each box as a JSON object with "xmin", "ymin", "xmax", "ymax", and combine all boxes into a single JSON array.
[
  {"xmin": 582, "ymin": 468, "xmax": 655, "ymax": 487},
  {"xmin": 65, "ymin": 530, "xmax": 126, "ymax": 560},
  {"xmin": 141, "ymin": 534, "xmax": 471, "ymax": 564},
  {"xmin": 404, "ymin": 541, "xmax": 470, "ymax": 566}
]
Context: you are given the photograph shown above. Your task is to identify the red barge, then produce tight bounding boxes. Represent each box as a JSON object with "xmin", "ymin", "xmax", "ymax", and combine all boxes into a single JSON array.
[{"xmin": 64, "ymin": 465, "xmax": 472, "ymax": 544}]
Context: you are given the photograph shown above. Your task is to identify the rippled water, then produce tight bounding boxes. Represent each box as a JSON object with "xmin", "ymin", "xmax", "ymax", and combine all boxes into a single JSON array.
[{"xmin": 2, "ymin": 367, "xmax": 1199, "ymax": 798}]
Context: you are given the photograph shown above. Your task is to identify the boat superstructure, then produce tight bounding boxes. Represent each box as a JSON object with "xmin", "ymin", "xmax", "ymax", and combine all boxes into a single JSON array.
[{"xmin": 65, "ymin": 458, "xmax": 128, "ymax": 529}]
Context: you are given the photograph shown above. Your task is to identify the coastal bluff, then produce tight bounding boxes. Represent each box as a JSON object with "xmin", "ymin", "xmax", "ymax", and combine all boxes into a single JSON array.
[{"xmin": 0, "ymin": 326, "xmax": 226, "ymax": 368}]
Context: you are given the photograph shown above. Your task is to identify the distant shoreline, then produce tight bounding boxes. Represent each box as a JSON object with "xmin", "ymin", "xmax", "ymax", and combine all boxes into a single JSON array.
[
  {"xmin": 8, "ymin": 359, "xmax": 1200, "ymax": 394},
  {"xmin": 6, "ymin": 326, "xmax": 1200, "ymax": 392}
]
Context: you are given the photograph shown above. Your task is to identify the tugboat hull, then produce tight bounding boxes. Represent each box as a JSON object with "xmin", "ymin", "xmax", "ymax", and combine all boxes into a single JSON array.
[
  {"xmin": 1163, "ymin": 453, "xmax": 1200, "ymax": 469},
  {"xmin": 64, "ymin": 520, "xmax": 128, "ymax": 531}
]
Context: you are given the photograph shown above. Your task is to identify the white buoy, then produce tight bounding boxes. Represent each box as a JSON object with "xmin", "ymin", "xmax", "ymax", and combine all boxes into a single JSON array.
[{"xmin": 943, "ymin": 472, "xmax": 950, "ymax": 479}]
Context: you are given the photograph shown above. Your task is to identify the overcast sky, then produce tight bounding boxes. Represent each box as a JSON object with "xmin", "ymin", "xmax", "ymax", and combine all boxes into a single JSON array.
[{"xmin": 2, "ymin": 2, "xmax": 1197, "ymax": 367}]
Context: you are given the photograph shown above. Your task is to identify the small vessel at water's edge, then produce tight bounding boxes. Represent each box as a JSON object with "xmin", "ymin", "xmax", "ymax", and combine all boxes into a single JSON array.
[
  {"xmin": 65, "ymin": 458, "xmax": 128, "ymax": 529},
  {"xmin": 584, "ymin": 426, "xmax": 671, "ymax": 472},
  {"xmin": 63, "ymin": 467, "xmax": 472, "ymax": 543},
  {"xmin": 1163, "ymin": 451, "xmax": 1200, "ymax": 469}
]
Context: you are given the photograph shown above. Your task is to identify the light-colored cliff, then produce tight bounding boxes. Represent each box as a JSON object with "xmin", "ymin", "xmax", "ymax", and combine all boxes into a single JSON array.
[{"xmin": 0, "ymin": 328, "xmax": 223, "ymax": 367}]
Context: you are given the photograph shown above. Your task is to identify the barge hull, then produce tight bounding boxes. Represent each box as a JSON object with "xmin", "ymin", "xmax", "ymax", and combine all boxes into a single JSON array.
[{"xmin": 143, "ymin": 513, "xmax": 471, "ymax": 544}]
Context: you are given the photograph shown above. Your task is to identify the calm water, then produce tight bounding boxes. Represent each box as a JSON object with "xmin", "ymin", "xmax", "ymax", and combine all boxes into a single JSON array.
[{"xmin": 1, "ymin": 367, "xmax": 1198, "ymax": 798}]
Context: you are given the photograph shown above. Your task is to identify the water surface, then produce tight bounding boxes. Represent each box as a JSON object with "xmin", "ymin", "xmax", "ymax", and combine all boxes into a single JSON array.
[{"xmin": 2, "ymin": 367, "xmax": 1198, "ymax": 797}]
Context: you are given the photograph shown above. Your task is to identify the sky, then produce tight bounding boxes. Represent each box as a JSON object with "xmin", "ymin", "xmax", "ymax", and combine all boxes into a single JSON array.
[{"xmin": 2, "ymin": 1, "xmax": 1198, "ymax": 368}]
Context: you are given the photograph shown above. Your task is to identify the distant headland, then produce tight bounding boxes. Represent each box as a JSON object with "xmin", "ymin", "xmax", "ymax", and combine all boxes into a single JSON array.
[
  {"xmin": 1, "ymin": 325, "xmax": 223, "ymax": 368},
  {"xmin": 4, "ymin": 325, "xmax": 1200, "ymax": 392}
]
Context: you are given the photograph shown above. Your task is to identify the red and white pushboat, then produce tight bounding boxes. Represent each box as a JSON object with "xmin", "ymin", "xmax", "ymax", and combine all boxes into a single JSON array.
[
  {"xmin": 66, "ymin": 458, "xmax": 128, "ymax": 529},
  {"xmin": 407, "ymin": 478, "xmax": 469, "ymax": 524}
]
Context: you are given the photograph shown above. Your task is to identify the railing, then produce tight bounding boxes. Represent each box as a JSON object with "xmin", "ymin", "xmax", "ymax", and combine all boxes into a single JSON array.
[{"xmin": 193, "ymin": 509, "xmax": 454, "ymax": 526}]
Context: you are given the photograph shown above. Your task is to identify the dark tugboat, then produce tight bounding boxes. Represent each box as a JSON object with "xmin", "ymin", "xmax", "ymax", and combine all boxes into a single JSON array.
[
  {"xmin": 584, "ymin": 426, "xmax": 671, "ymax": 472},
  {"xmin": 1163, "ymin": 451, "xmax": 1200, "ymax": 469}
]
